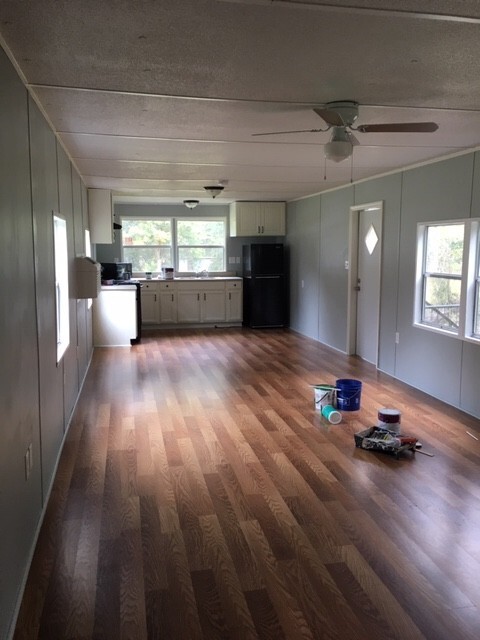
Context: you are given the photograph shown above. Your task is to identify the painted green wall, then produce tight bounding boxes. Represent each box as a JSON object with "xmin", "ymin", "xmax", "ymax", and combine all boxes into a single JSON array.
[
  {"xmin": 0, "ymin": 48, "xmax": 92, "ymax": 640},
  {"xmin": 286, "ymin": 154, "xmax": 480, "ymax": 417}
]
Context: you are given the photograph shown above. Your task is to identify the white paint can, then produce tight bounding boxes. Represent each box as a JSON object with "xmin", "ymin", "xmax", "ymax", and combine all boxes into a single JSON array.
[
  {"xmin": 314, "ymin": 385, "xmax": 337, "ymax": 411},
  {"xmin": 378, "ymin": 408, "xmax": 401, "ymax": 434}
]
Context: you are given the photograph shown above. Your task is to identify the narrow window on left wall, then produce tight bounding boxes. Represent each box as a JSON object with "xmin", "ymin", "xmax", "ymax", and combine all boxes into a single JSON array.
[{"xmin": 53, "ymin": 213, "xmax": 70, "ymax": 362}]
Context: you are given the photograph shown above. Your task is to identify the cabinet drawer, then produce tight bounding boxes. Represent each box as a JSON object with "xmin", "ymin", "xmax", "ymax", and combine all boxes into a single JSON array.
[
  {"xmin": 141, "ymin": 282, "xmax": 158, "ymax": 291},
  {"xmin": 175, "ymin": 280, "xmax": 225, "ymax": 291},
  {"xmin": 158, "ymin": 282, "xmax": 175, "ymax": 290}
]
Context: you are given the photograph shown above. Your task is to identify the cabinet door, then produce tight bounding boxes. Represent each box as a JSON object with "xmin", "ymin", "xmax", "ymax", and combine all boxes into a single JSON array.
[
  {"xmin": 177, "ymin": 289, "xmax": 201, "ymax": 322},
  {"xmin": 230, "ymin": 202, "xmax": 285, "ymax": 236},
  {"xmin": 158, "ymin": 291, "xmax": 177, "ymax": 323},
  {"xmin": 240, "ymin": 205, "xmax": 260, "ymax": 235},
  {"xmin": 261, "ymin": 203, "xmax": 286, "ymax": 236},
  {"xmin": 141, "ymin": 288, "xmax": 159, "ymax": 324},
  {"xmin": 88, "ymin": 188, "xmax": 113, "ymax": 244},
  {"xmin": 202, "ymin": 290, "xmax": 226, "ymax": 322},
  {"xmin": 226, "ymin": 289, "xmax": 243, "ymax": 321},
  {"xmin": 232, "ymin": 203, "xmax": 261, "ymax": 236}
]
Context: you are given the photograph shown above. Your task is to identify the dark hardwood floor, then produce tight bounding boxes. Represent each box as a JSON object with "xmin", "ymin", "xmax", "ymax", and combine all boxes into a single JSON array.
[{"xmin": 14, "ymin": 328, "xmax": 480, "ymax": 640}]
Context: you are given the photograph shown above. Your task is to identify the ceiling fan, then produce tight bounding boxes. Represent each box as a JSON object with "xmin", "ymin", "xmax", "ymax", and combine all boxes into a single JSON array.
[{"xmin": 252, "ymin": 101, "xmax": 439, "ymax": 162}]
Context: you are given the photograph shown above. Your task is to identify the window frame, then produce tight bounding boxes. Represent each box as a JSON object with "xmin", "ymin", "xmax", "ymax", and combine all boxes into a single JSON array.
[
  {"xmin": 121, "ymin": 216, "xmax": 173, "ymax": 274},
  {"xmin": 414, "ymin": 218, "xmax": 480, "ymax": 344},
  {"xmin": 53, "ymin": 213, "xmax": 70, "ymax": 363},
  {"xmin": 120, "ymin": 215, "xmax": 227, "ymax": 274},
  {"xmin": 175, "ymin": 217, "xmax": 227, "ymax": 274}
]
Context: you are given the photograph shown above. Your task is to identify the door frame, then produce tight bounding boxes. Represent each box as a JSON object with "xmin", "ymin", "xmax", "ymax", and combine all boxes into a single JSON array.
[{"xmin": 346, "ymin": 201, "xmax": 384, "ymax": 360}]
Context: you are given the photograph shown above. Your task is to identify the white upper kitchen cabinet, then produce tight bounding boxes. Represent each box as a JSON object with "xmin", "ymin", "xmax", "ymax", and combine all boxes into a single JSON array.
[
  {"xmin": 229, "ymin": 202, "xmax": 286, "ymax": 237},
  {"xmin": 88, "ymin": 188, "xmax": 113, "ymax": 244}
]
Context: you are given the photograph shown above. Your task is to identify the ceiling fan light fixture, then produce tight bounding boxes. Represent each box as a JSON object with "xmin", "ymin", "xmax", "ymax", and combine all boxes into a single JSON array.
[
  {"xmin": 324, "ymin": 139, "xmax": 352, "ymax": 163},
  {"xmin": 183, "ymin": 199, "xmax": 199, "ymax": 209},
  {"xmin": 204, "ymin": 185, "xmax": 224, "ymax": 198}
]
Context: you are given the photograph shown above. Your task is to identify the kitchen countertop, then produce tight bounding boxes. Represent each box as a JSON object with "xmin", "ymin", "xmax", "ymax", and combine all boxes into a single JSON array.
[
  {"xmin": 100, "ymin": 284, "xmax": 138, "ymax": 290},
  {"xmin": 139, "ymin": 276, "xmax": 242, "ymax": 282}
]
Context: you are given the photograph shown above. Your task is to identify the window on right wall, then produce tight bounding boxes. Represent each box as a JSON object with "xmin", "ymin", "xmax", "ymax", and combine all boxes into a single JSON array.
[{"xmin": 415, "ymin": 219, "xmax": 480, "ymax": 343}]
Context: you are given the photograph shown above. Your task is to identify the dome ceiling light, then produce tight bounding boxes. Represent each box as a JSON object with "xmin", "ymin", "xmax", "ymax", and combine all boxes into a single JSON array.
[
  {"xmin": 204, "ymin": 185, "xmax": 224, "ymax": 198},
  {"xmin": 183, "ymin": 199, "xmax": 199, "ymax": 209}
]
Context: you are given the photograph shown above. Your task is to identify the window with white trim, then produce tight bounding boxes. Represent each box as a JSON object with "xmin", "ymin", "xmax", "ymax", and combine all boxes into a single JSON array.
[
  {"xmin": 120, "ymin": 216, "xmax": 226, "ymax": 274},
  {"xmin": 176, "ymin": 218, "xmax": 226, "ymax": 273},
  {"xmin": 415, "ymin": 219, "xmax": 480, "ymax": 342},
  {"xmin": 474, "ymin": 230, "xmax": 480, "ymax": 337},
  {"xmin": 121, "ymin": 218, "xmax": 173, "ymax": 273},
  {"xmin": 53, "ymin": 214, "xmax": 70, "ymax": 362}
]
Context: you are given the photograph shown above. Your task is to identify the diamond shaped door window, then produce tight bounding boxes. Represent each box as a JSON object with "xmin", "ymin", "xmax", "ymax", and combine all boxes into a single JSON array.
[{"xmin": 365, "ymin": 224, "xmax": 378, "ymax": 255}]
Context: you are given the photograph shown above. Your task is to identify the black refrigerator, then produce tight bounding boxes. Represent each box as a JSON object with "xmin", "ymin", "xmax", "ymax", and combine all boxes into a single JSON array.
[{"xmin": 242, "ymin": 243, "xmax": 287, "ymax": 328}]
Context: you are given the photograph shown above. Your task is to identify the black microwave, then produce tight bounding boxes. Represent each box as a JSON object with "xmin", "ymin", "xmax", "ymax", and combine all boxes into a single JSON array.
[{"xmin": 101, "ymin": 262, "xmax": 132, "ymax": 281}]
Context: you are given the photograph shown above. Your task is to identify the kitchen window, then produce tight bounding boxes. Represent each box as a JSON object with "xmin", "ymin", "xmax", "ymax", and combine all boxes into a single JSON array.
[
  {"xmin": 121, "ymin": 218, "xmax": 173, "ymax": 273},
  {"xmin": 176, "ymin": 218, "xmax": 226, "ymax": 273},
  {"xmin": 121, "ymin": 216, "xmax": 226, "ymax": 273},
  {"xmin": 415, "ymin": 219, "xmax": 480, "ymax": 342}
]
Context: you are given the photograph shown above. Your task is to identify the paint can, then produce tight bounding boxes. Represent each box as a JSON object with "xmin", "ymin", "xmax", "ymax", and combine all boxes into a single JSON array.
[
  {"xmin": 314, "ymin": 385, "xmax": 337, "ymax": 411},
  {"xmin": 378, "ymin": 408, "xmax": 401, "ymax": 434}
]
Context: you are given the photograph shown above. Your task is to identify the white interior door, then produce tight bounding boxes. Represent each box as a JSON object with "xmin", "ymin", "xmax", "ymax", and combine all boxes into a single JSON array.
[{"xmin": 355, "ymin": 208, "xmax": 382, "ymax": 364}]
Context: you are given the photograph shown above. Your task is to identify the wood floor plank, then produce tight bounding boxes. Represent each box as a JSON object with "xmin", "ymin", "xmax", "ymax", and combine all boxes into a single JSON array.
[{"xmin": 13, "ymin": 328, "xmax": 480, "ymax": 640}]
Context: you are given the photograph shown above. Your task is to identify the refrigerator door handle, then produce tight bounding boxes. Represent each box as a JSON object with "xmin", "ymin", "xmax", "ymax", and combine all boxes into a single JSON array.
[{"xmin": 254, "ymin": 275, "xmax": 281, "ymax": 279}]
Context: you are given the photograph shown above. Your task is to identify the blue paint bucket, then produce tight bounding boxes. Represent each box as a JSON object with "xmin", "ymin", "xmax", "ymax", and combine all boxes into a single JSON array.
[{"xmin": 336, "ymin": 379, "xmax": 362, "ymax": 411}]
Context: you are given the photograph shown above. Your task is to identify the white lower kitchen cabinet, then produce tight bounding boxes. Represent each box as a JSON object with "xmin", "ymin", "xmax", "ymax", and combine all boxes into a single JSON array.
[
  {"xmin": 176, "ymin": 288, "xmax": 201, "ymax": 323},
  {"xmin": 140, "ymin": 278, "xmax": 242, "ymax": 327},
  {"xmin": 202, "ymin": 289, "xmax": 226, "ymax": 322},
  {"xmin": 158, "ymin": 282, "xmax": 177, "ymax": 323},
  {"xmin": 176, "ymin": 281, "xmax": 226, "ymax": 323},
  {"xmin": 140, "ymin": 282, "xmax": 160, "ymax": 324},
  {"xmin": 226, "ymin": 281, "xmax": 243, "ymax": 322}
]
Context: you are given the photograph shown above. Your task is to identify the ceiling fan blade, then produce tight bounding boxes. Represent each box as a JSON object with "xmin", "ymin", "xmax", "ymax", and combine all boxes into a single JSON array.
[
  {"xmin": 252, "ymin": 128, "xmax": 326, "ymax": 137},
  {"xmin": 313, "ymin": 107, "xmax": 345, "ymax": 127},
  {"xmin": 357, "ymin": 122, "xmax": 439, "ymax": 133}
]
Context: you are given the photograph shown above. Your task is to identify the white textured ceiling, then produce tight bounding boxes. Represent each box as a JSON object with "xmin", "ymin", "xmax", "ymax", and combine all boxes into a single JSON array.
[{"xmin": 1, "ymin": 0, "xmax": 480, "ymax": 204}]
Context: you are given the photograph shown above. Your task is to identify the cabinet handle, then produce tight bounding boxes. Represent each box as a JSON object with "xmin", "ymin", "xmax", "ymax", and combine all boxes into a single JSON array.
[
  {"xmin": 261, "ymin": 225, "xmax": 264, "ymax": 233},
  {"xmin": 197, "ymin": 293, "xmax": 200, "ymax": 301},
  {"xmin": 229, "ymin": 292, "xmax": 231, "ymax": 300},
  {"xmin": 154, "ymin": 294, "xmax": 157, "ymax": 302},
  {"xmin": 257, "ymin": 225, "xmax": 260, "ymax": 233},
  {"xmin": 171, "ymin": 294, "xmax": 174, "ymax": 302},
  {"xmin": 204, "ymin": 293, "xmax": 206, "ymax": 301}
]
